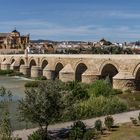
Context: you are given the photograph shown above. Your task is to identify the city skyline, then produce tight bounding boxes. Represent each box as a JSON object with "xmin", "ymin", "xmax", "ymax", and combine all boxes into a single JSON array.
[{"xmin": 0, "ymin": 0, "xmax": 140, "ymax": 42}]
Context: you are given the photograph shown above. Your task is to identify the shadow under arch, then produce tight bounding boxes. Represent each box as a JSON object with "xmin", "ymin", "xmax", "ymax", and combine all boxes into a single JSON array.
[
  {"xmin": 41, "ymin": 60, "xmax": 48, "ymax": 70},
  {"xmin": 100, "ymin": 63, "xmax": 118, "ymax": 84},
  {"xmin": 75, "ymin": 63, "xmax": 87, "ymax": 82},
  {"xmin": 29, "ymin": 59, "xmax": 37, "ymax": 69},
  {"xmin": 19, "ymin": 59, "xmax": 25, "ymax": 66},
  {"xmin": 54, "ymin": 62, "xmax": 64, "ymax": 80}
]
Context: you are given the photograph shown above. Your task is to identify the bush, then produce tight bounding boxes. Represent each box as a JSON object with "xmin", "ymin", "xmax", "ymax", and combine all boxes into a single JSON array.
[
  {"xmin": 0, "ymin": 70, "xmax": 14, "ymax": 75},
  {"xmin": 89, "ymin": 80, "xmax": 114, "ymax": 97},
  {"xmin": 24, "ymin": 81, "xmax": 39, "ymax": 88},
  {"xmin": 69, "ymin": 121, "xmax": 86, "ymax": 140},
  {"xmin": 73, "ymin": 96, "xmax": 128, "ymax": 119},
  {"xmin": 95, "ymin": 119, "xmax": 102, "ymax": 132},
  {"xmin": 104, "ymin": 116, "xmax": 114, "ymax": 131},
  {"xmin": 66, "ymin": 81, "xmax": 89, "ymax": 101},
  {"xmin": 28, "ymin": 130, "xmax": 42, "ymax": 140},
  {"xmin": 83, "ymin": 129, "xmax": 96, "ymax": 140}
]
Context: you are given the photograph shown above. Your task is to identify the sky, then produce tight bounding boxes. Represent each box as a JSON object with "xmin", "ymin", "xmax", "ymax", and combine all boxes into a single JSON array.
[{"xmin": 0, "ymin": 0, "xmax": 140, "ymax": 42}]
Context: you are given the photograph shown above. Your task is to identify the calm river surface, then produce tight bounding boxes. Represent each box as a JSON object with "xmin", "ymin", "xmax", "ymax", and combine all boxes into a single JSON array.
[{"xmin": 0, "ymin": 76, "xmax": 36, "ymax": 130}]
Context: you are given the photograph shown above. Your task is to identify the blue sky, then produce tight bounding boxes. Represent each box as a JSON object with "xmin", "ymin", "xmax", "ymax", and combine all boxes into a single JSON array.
[{"xmin": 0, "ymin": 0, "xmax": 140, "ymax": 42}]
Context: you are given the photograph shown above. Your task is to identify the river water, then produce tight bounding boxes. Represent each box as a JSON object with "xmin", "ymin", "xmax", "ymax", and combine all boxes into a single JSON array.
[{"xmin": 0, "ymin": 76, "xmax": 36, "ymax": 130}]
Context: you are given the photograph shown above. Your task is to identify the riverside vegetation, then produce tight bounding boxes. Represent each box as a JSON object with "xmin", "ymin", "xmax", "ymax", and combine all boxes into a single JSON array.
[{"xmin": 18, "ymin": 79, "xmax": 128, "ymax": 139}]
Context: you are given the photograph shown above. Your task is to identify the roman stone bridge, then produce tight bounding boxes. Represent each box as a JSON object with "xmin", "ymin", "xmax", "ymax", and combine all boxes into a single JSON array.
[{"xmin": 1, "ymin": 54, "xmax": 140, "ymax": 91}]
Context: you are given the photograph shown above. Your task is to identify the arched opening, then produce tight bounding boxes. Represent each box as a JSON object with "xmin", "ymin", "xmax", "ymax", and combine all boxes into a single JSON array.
[
  {"xmin": 100, "ymin": 64, "xmax": 118, "ymax": 84},
  {"xmin": 75, "ymin": 63, "xmax": 87, "ymax": 82},
  {"xmin": 3, "ymin": 58, "xmax": 6, "ymax": 62},
  {"xmin": 41, "ymin": 60, "xmax": 48, "ymax": 70},
  {"xmin": 19, "ymin": 59, "xmax": 25, "ymax": 66},
  {"xmin": 11, "ymin": 59, "xmax": 15, "ymax": 64},
  {"xmin": 135, "ymin": 68, "xmax": 140, "ymax": 90},
  {"xmin": 29, "ymin": 59, "xmax": 36, "ymax": 69},
  {"xmin": 54, "ymin": 63, "xmax": 64, "ymax": 80}
]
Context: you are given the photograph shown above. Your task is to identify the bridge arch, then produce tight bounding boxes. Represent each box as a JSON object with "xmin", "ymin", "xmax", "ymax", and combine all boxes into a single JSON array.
[
  {"xmin": 19, "ymin": 59, "xmax": 25, "ymax": 66},
  {"xmin": 29, "ymin": 59, "xmax": 37, "ymax": 68},
  {"xmin": 133, "ymin": 63, "xmax": 140, "ymax": 90},
  {"xmin": 54, "ymin": 62, "xmax": 64, "ymax": 80},
  {"xmin": 99, "ymin": 61, "xmax": 119, "ymax": 84},
  {"xmin": 75, "ymin": 63, "xmax": 88, "ymax": 82},
  {"xmin": 41, "ymin": 59, "xmax": 48, "ymax": 70}
]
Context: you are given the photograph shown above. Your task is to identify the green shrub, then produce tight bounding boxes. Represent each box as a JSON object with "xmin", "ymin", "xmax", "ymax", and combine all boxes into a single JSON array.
[
  {"xmin": 66, "ymin": 81, "xmax": 89, "ymax": 101},
  {"xmin": 24, "ymin": 81, "xmax": 39, "ymax": 88},
  {"xmin": 8, "ymin": 71, "xmax": 24, "ymax": 76},
  {"xmin": 28, "ymin": 131, "xmax": 42, "ymax": 140},
  {"xmin": 69, "ymin": 121, "xmax": 86, "ymax": 140},
  {"xmin": 94, "ymin": 119, "xmax": 102, "ymax": 132},
  {"xmin": 104, "ymin": 116, "xmax": 114, "ymax": 131},
  {"xmin": 83, "ymin": 129, "xmax": 96, "ymax": 140},
  {"xmin": 0, "ymin": 70, "xmax": 14, "ymax": 75},
  {"xmin": 73, "ymin": 96, "xmax": 128, "ymax": 119},
  {"xmin": 89, "ymin": 80, "xmax": 114, "ymax": 97}
]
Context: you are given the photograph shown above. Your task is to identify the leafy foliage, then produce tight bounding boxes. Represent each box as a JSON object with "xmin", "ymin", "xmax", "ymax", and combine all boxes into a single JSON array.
[
  {"xmin": 104, "ymin": 116, "xmax": 114, "ymax": 130},
  {"xmin": 69, "ymin": 121, "xmax": 86, "ymax": 140},
  {"xmin": 89, "ymin": 80, "xmax": 114, "ymax": 97},
  {"xmin": 83, "ymin": 129, "xmax": 96, "ymax": 140},
  {"xmin": 24, "ymin": 81, "xmax": 39, "ymax": 88},
  {"xmin": 28, "ymin": 130, "xmax": 42, "ymax": 140},
  {"xmin": 74, "ymin": 96, "xmax": 128, "ymax": 119},
  {"xmin": 19, "ymin": 80, "xmax": 65, "ymax": 138},
  {"xmin": 95, "ymin": 119, "xmax": 102, "ymax": 132}
]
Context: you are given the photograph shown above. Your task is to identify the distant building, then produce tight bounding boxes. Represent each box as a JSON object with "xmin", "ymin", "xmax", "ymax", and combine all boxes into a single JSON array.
[{"xmin": 0, "ymin": 29, "xmax": 29, "ymax": 49}]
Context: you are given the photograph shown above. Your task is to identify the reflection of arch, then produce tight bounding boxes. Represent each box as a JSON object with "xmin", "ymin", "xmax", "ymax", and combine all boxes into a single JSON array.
[
  {"xmin": 133, "ymin": 64, "xmax": 140, "ymax": 90},
  {"xmin": 29, "ymin": 59, "xmax": 37, "ymax": 68},
  {"xmin": 41, "ymin": 60, "xmax": 48, "ymax": 69},
  {"xmin": 100, "ymin": 64, "xmax": 118, "ymax": 84},
  {"xmin": 54, "ymin": 63, "xmax": 64, "ymax": 80},
  {"xmin": 75, "ymin": 63, "xmax": 87, "ymax": 82}
]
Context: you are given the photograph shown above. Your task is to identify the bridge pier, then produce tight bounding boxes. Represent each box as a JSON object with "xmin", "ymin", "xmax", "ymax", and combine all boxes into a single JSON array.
[
  {"xmin": 43, "ymin": 69, "xmax": 54, "ymax": 80},
  {"xmin": 20, "ymin": 65, "xmax": 30, "ymax": 76},
  {"xmin": 31, "ymin": 66, "xmax": 42, "ymax": 78},
  {"xmin": 82, "ymin": 71, "xmax": 99, "ymax": 83},
  {"xmin": 59, "ymin": 64, "xmax": 75, "ymax": 82},
  {"xmin": 113, "ymin": 72, "xmax": 135, "ymax": 91},
  {"xmin": 1, "ymin": 62, "xmax": 10, "ymax": 70}
]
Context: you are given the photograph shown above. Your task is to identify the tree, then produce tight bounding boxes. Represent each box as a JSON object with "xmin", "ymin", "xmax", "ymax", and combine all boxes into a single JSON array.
[
  {"xmin": 18, "ymin": 80, "xmax": 65, "ymax": 139},
  {"xmin": 104, "ymin": 116, "xmax": 114, "ymax": 131},
  {"xmin": 94, "ymin": 119, "xmax": 103, "ymax": 134}
]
